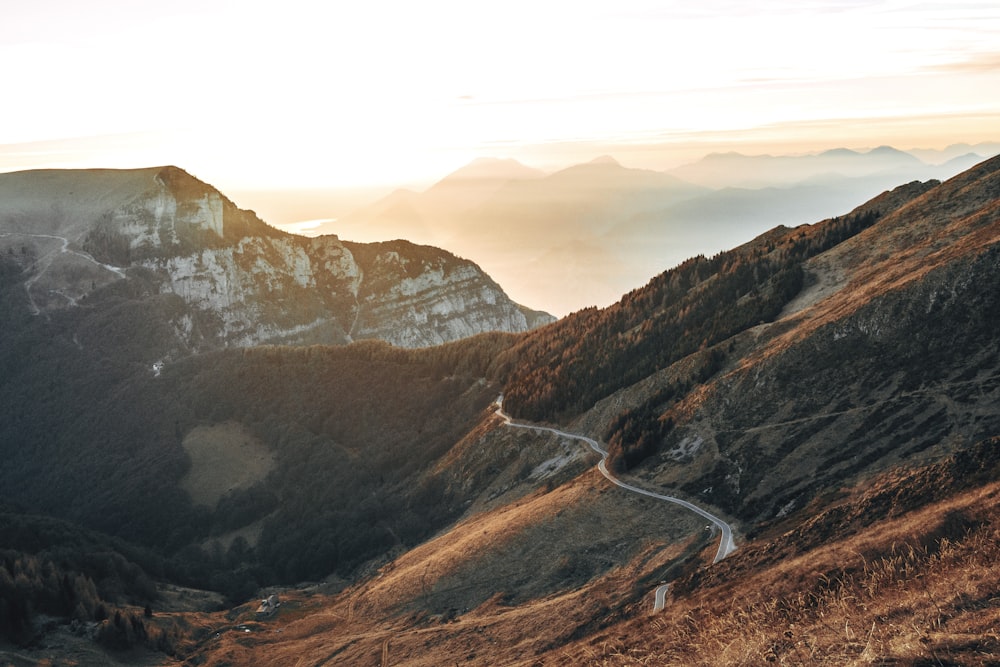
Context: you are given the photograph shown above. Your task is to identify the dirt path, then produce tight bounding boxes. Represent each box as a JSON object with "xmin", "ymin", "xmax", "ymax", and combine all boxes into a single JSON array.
[{"xmin": 1, "ymin": 231, "xmax": 126, "ymax": 314}]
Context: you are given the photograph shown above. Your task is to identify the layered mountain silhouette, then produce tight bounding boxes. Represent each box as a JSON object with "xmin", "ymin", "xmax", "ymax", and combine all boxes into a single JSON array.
[
  {"xmin": 328, "ymin": 145, "xmax": 995, "ymax": 315},
  {"xmin": 0, "ymin": 154, "xmax": 997, "ymax": 664}
]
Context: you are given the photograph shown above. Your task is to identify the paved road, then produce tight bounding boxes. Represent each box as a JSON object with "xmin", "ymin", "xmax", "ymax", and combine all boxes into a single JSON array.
[
  {"xmin": 495, "ymin": 396, "xmax": 735, "ymax": 563},
  {"xmin": 495, "ymin": 395, "xmax": 736, "ymax": 609},
  {"xmin": 653, "ymin": 583, "xmax": 671, "ymax": 612}
]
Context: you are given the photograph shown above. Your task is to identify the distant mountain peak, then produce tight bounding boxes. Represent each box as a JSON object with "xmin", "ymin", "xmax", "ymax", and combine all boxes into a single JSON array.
[
  {"xmin": 819, "ymin": 148, "xmax": 861, "ymax": 157},
  {"xmin": 867, "ymin": 145, "xmax": 913, "ymax": 157},
  {"xmin": 437, "ymin": 157, "xmax": 543, "ymax": 183},
  {"xmin": 589, "ymin": 155, "xmax": 621, "ymax": 166},
  {"xmin": 702, "ymin": 151, "xmax": 757, "ymax": 160},
  {"xmin": 467, "ymin": 156, "xmax": 526, "ymax": 168}
]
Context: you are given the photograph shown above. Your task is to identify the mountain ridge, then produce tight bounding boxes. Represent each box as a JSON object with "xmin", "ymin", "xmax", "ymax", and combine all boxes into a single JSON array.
[
  {"xmin": 0, "ymin": 166, "xmax": 553, "ymax": 350},
  {"xmin": 326, "ymin": 145, "xmax": 995, "ymax": 316}
]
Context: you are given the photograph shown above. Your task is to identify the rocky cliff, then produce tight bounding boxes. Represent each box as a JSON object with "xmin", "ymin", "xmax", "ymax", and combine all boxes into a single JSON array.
[{"xmin": 0, "ymin": 166, "xmax": 553, "ymax": 349}]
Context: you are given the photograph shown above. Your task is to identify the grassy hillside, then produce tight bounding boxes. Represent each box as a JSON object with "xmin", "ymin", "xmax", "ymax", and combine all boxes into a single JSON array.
[
  {"xmin": 170, "ymin": 438, "xmax": 1000, "ymax": 667},
  {"xmin": 552, "ymin": 437, "xmax": 1000, "ymax": 666}
]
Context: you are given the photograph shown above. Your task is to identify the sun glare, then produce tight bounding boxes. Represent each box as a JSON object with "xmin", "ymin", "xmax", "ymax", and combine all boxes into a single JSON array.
[{"xmin": 2, "ymin": 1, "xmax": 997, "ymax": 191}]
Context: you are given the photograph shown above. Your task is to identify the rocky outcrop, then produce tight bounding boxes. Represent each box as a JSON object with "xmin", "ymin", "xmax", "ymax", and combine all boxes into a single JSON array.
[
  {"xmin": 345, "ymin": 240, "xmax": 538, "ymax": 347},
  {"xmin": 0, "ymin": 166, "xmax": 554, "ymax": 350}
]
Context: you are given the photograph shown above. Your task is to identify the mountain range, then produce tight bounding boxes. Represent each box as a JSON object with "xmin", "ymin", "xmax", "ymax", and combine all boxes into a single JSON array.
[
  {"xmin": 326, "ymin": 144, "xmax": 998, "ymax": 315},
  {"xmin": 0, "ymin": 152, "xmax": 998, "ymax": 665}
]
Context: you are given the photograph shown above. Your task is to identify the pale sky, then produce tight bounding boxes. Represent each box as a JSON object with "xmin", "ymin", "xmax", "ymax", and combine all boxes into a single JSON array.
[{"xmin": 2, "ymin": 0, "xmax": 998, "ymax": 192}]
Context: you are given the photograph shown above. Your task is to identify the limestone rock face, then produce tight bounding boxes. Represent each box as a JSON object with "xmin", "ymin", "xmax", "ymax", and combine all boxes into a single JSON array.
[
  {"xmin": 345, "ymin": 240, "xmax": 538, "ymax": 348},
  {"xmin": 0, "ymin": 166, "xmax": 554, "ymax": 349}
]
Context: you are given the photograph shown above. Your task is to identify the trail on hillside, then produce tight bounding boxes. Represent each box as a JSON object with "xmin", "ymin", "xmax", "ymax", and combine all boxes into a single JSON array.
[
  {"xmin": 495, "ymin": 395, "xmax": 737, "ymax": 564},
  {"xmin": 1, "ymin": 232, "xmax": 126, "ymax": 315}
]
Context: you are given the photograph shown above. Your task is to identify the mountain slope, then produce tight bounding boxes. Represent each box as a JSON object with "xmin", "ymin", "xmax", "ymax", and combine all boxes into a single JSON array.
[
  {"xmin": 2, "ymin": 157, "xmax": 998, "ymax": 665},
  {"xmin": 498, "ymin": 155, "xmax": 999, "ymax": 524},
  {"xmin": 175, "ymin": 437, "xmax": 1000, "ymax": 667},
  {"xmin": 161, "ymin": 154, "xmax": 999, "ymax": 667},
  {"xmin": 549, "ymin": 436, "xmax": 1000, "ymax": 666}
]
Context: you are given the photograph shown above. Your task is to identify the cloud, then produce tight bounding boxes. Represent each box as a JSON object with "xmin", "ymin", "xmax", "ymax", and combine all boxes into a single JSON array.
[{"xmin": 926, "ymin": 52, "xmax": 1000, "ymax": 74}]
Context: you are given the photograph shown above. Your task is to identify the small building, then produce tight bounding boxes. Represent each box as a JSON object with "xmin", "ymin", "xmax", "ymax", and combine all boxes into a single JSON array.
[{"xmin": 256, "ymin": 594, "xmax": 280, "ymax": 618}]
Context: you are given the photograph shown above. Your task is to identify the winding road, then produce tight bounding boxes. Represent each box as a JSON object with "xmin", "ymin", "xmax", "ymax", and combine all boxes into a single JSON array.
[
  {"xmin": 494, "ymin": 395, "xmax": 736, "ymax": 609},
  {"xmin": 653, "ymin": 583, "xmax": 671, "ymax": 612}
]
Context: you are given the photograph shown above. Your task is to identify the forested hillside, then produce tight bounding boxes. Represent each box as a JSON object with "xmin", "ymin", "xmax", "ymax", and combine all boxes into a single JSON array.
[
  {"xmin": 497, "ymin": 205, "xmax": 898, "ymax": 425},
  {"xmin": 491, "ymin": 180, "xmax": 944, "ymax": 471},
  {"xmin": 0, "ymin": 266, "xmax": 516, "ymax": 601}
]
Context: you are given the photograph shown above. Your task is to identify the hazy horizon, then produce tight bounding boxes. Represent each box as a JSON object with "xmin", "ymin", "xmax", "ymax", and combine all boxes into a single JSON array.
[
  {"xmin": 3, "ymin": 1, "xmax": 999, "ymax": 189},
  {"xmin": 4, "ymin": 0, "xmax": 999, "ymax": 315},
  {"xmin": 233, "ymin": 143, "xmax": 995, "ymax": 317}
]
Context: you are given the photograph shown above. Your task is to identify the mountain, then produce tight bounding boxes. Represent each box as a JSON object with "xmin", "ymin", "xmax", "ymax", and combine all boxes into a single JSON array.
[
  {"xmin": 336, "ymin": 158, "xmax": 708, "ymax": 314},
  {"xmin": 906, "ymin": 141, "xmax": 1000, "ymax": 164},
  {"xmin": 333, "ymin": 157, "xmax": 545, "ymax": 245},
  {"xmin": 0, "ymin": 166, "xmax": 553, "ymax": 351},
  {"xmin": 668, "ymin": 145, "xmax": 944, "ymax": 189},
  {"xmin": 330, "ymin": 147, "xmax": 994, "ymax": 317},
  {"xmin": 499, "ymin": 157, "xmax": 999, "ymax": 505},
  {"xmin": 422, "ymin": 157, "xmax": 547, "ymax": 209},
  {"xmin": 1, "ymin": 156, "xmax": 998, "ymax": 664},
  {"xmin": 454, "ymin": 159, "xmax": 703, "ymax": 259},
  {"xmin": 164, "ymin": 154, "xmax": 997, "ymax": 666}
]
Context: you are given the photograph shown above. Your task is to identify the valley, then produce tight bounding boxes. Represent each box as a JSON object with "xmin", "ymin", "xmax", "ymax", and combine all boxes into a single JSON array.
[{"xmin": 0, "ymin": 153, "xmax": 998, "ymax": 665}]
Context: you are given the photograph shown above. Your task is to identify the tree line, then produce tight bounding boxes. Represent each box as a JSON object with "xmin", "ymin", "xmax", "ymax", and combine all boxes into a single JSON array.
[{"xmin": 498, "ymin": 209, "xmax": 881, "ymax": 465}]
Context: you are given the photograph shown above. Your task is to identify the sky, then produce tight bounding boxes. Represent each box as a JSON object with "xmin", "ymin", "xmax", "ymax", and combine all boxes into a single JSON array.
[{"xmin": 2, "ymin": 0, "xmax": 998, "ymax": 195}]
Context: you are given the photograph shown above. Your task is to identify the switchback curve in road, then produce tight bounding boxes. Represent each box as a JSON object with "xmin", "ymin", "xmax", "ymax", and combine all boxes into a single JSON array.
[
  {"xmin": 653, "ymin": 584, "xmax": 671, "ymax": 612},
  {"xmin": 495, "ymin": 395, "xmax": 737, "ymax": 565}
]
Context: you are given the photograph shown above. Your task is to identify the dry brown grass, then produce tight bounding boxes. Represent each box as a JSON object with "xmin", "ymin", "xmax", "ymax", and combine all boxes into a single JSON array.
[
  {"xmin": 558, "ymin": 480, "xmax": 1000, "ymax": 666},
  {"xmin": 178, "ymin": 458, "xmax": 711, "ymax": 666},
  {"xmin": 173, "ymin": 434, "xmax": 1000, "ymax": 667}
]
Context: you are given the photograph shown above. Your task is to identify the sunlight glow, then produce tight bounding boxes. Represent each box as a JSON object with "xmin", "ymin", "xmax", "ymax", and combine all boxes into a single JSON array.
[{"xmin": 1, "ymin": 0, "xmax": 997, "ymax": 190}]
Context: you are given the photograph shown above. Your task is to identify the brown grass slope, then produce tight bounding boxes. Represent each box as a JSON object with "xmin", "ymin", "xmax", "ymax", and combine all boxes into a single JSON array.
[
  {"xmin": 549, "ymin": 437, "xmax": 1000, "ymax": 666},
  {"xmin": 174, "ymin": 436, "xmax": 1000, "ymax": 667},
  {"xmin": 176, "ymin": 410, "xmax": 717, "ymax": 666}
]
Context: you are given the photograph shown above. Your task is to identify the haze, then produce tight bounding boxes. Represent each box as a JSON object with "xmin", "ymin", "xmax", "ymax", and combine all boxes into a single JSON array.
[{"xmin": 2, "ymin": 0, "xmax": 998, "ymax": 314}]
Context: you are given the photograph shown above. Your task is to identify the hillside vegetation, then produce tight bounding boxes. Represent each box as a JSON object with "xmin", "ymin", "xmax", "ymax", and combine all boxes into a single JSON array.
[
  {"xmin": 551, "ymin": 437, "xmax": 1000, "ymax": 666},
  {"xmin": 0, "ymin": 300, "xmax": 515, "ymax": 600},
  {"xmin": 1, "ymin": 157, "xmax": 998, "ymax": 664}
]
